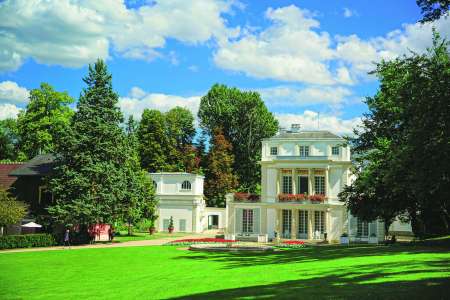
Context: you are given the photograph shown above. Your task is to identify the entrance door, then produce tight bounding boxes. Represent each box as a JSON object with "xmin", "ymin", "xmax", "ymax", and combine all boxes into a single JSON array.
[
  {"xmin": 208, "ymin": 215, "xmax": 219, "ymax": 229},
  {"xmin": 298, "ymin": 210, "xmax": 308, "ymax": 239},
  {"xmin": 282, "ymin": 209, "xmax": 292, "ymax": 238}
]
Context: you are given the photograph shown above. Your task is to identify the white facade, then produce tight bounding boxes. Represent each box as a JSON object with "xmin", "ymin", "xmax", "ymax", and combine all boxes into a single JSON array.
[
  {"xmin": 150, "ymin": 173, "xmax": 227, "ymax": 233},
  {"xmin": 150, "ymin": 173, "xmax": 206, "ymax": 233},
  {"xmin": 226, "ymin": 129, "xmax": 399, "ymax": 243}
]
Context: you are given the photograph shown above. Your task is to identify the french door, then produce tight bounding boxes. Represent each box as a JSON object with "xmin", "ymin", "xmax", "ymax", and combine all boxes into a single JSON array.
[
  {"xmin": 298, "ymin": 210, "xmax": 308, "ymax": 239},
  {"xmin": 282, "ymin": 209, "xmax": 292, "ymax": 238}
]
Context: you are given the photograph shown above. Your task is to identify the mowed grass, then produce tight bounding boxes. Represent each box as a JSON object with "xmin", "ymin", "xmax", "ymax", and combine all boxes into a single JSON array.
[
  {"xmin": 0, "ymin": 243, "xmax": 449, "ymax": 299},
  {"xmin": 113, "ymin": 231, "xmax": 188, "ymax": 243}
]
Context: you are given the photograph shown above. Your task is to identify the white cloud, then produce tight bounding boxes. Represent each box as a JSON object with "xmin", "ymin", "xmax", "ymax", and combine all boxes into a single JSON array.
[
  {"xmin": 0, "ymin": 81, "xmax": 30, "ymax": 104},
  {"xmin": 0, "ymin": 0, "xmax": 239, "ymax": 71},
  {"xmin": 0, "ymin": 103, "xmax": 21, "ymax": 120},
  {"xmin": 259, "ymin": 85, "xmax": 352, "ymax": 107},
  {"xmin": 118, "ymin": 87, "xmax": 201, "ymax": 119},
  {"xmin": 343, "ymin": 8, "xmax": 357, "ymax": 18},
  {"xmin": 214, "ymin": 5, "xmax": 338, "ymax": 85},
  {"xmin": 276, "ymin": 110, "xmax": 361, "ymax": 135}
]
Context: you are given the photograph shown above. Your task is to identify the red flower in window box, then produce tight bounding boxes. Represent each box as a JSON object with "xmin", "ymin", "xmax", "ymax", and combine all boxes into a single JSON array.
[
  {"xmin": 278, "ymin": 194, "xmax": 308, "ymax": 202},
  {"xmin": 308, "ymin": 194, "xmax": 326, "ymax": 202},
  {"xmin": 234, "ymin": 192, "xmax": 260, "ymax": 202}
]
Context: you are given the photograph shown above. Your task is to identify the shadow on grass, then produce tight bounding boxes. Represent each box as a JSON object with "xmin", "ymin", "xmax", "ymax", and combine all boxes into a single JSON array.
[
  {"xmin": 175, "ymin": 244, "xmax": 448, "ymax": 269},
  {"xmin": 170, "ymin": 244, "xmax": 450, "ymax": 299},
  {"xmin": 169, "ymin": 277, "xmax": 450, "ymax": 299}
]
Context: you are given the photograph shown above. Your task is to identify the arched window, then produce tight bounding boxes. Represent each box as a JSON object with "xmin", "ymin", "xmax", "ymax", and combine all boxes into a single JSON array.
[{"xmin": 181, "ymin": 180, "xmax": 191, "ymax": 191}]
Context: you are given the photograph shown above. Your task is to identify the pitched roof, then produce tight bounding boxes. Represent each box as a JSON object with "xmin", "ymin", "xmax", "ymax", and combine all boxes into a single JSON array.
[
  {"xmin": 9, "ymin": 154, "xmax": 56, "ymax": 176},
  {"xmin": 268, "ymin": 131, "xmax": 343, "ymax": 140},
  {"xmin": 0, "ymin": 163, "xmax": 24, "ymax": 189}
]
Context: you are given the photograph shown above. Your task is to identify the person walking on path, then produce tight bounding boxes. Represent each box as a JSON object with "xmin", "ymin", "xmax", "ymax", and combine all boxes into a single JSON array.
[{"xmin": 63, "ymin": 229, "xmax": 71, "ymax": 249}]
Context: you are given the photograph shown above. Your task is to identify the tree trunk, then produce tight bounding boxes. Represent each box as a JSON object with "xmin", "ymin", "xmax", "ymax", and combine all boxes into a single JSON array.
[{"xmin": 128, "ymin": 219, "xmax": 132, "ymax": 236}]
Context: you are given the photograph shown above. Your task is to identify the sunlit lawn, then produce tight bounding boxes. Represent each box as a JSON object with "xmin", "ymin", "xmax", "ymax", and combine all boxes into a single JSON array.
[
  {"xmin": 113, "ymin": 231, "xmax": 188, "ymax": 243},
  {"xmin": 0, "ymin": 242, "xmax": 449, "ymax": 299}
]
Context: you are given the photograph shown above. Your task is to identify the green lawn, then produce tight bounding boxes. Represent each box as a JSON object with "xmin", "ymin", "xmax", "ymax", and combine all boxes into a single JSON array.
[
  {"xmin": 0, "ymin": 243, "xmax": 449, "ymax": 299},
  {"xmin": 113, "ymin": 231, "xmax": 188, "ymax": 243}
]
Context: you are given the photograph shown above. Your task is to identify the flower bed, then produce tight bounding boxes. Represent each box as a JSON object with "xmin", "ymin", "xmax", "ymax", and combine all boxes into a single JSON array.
[
  {"xmin": 277, "ymin": 240, "xmax": 306, "ymax": 248},
  {"xmin": 234, "ymin": 192, "xmax": 260, "ymax": 202},
  {"xmin": 277, "ymin": 194, "xmax": 326, "ymax": 202},
  {"xmin": 165, "ymin": 238, "xmax": 236, "ymax": 246}
]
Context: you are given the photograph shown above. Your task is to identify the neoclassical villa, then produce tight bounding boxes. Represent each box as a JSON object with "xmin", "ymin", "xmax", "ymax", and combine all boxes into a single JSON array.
[{"xmin": 225, "ymin": 127, "xmax": 411, "ymax": 243}]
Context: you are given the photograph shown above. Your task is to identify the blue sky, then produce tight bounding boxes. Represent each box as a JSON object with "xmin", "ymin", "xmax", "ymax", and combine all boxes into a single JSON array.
[{"xmin": 0, "ymin": 0, "xmax": 448, "ymax": 134}]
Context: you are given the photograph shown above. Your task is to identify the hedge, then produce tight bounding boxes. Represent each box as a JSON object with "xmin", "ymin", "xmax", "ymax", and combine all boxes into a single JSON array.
[{"xmin": 0, "ymin": 233, "xmax": 56, "ymax": 249}]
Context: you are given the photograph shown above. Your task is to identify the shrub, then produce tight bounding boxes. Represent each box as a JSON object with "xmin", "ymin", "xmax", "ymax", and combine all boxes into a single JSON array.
[{"xmin": 0, "ymin": 233, "xmax": 56, "ymax": 249}]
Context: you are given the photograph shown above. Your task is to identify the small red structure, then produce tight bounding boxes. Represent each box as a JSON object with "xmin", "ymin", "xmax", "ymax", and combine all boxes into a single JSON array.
[{"xmin": 88, "ymin": 224, "xmax": 111, "ymax": 242}]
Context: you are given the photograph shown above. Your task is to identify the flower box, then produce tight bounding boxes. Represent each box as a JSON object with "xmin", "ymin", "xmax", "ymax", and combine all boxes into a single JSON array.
[
  {"xmin": 278, "ymin": 194, "xmax": 308, "ymax": 202},
  {"xmin": 234, "ymin": 192, "xmax": 260, "ymax": 202}
]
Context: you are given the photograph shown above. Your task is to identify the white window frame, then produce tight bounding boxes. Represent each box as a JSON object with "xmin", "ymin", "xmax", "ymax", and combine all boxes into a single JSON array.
[
  {"xmin": 282, "ymin": 175, "xmax": 293, "ymax": 194},
  {"xmin": 181, "ymin": 180, "xmax": 192, "ymax": 191},
  {"xmin": 314, "ymin": 176, "xmax": 325, "ymax": 195},
  {"xmin": 357, "ymin": 219, "xmax": 369, "ymax": 237},
  {"xmin": 299, "ymin": 145, "xmax": 310, "ymax": 157},
  {"xmin": 314, "ymin": 211, "xmax": 325, "ymax": 235},
  {"xmin": 270, "ymin": 146, "xmax": 278, "ymax": 156},
  {"xmin": 331, "ymin": 146, "xmax": 340, "ymax": 156},
  {"xmin": 242, "ymin": 209, "xmax": 254, "ymax": 233}
]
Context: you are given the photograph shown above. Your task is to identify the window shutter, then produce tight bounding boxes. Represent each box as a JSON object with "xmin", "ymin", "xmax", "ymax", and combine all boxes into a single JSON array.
[
  {"xmin": 235, "ymin": 208, "xmax": 243, "ymax": 233},
  {"xmin": 253, "ymin": 208, "xmax": 260, "ymax": 234},
  {"xmin": 348, "ymin": 214, "xmax": 357, "ymax": 237},
  {"xmin": 369, "ymin": 221, "xmax": 377, "ymax": 237}
]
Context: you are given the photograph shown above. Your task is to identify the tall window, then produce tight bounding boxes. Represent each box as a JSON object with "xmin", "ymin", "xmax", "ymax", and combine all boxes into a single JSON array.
[
  {"xmin": 314, "ymin": 176, "xmax": 325, "ymax": 195},
  {"xmin": 357, "ymin": 219, "xmax": 369, "ymax": 237},
  {"xmin": 242, "ymin": 209, "xmax": 254, "ymax": 233},
  {"xmin": 297, "ymin": 176, "xmax": 309, "ymax": 194},
  {"xmin": 332, "ymin": 146, "xmax": 340, "ymax": 155},
  {"xmin": 314, "ymin": 211, "xmax": 325, "ymax": 235},
  {"xmin": 270, "ymin": 147, "xmax": 278, "ymax": 155},
  {"xmin": 181, "ymin": 180, "xmax": 191, "ymax": 190},
  {"xmin": 299, "ymin": 146, "xmax": 309, "ymax": 157},
  {"xmin": 282, "ymin": 209, "xmax": 292, "ymax": 238},
  {"xmin": 298, "ymin": 210, "xmax": 308, "ymax": 238},
  {"xmin": 282, "ymin": 175, "xmax": 292, "ymax": 194}
]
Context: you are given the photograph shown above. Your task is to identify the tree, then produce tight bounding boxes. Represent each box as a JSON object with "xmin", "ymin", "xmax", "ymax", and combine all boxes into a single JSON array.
[
  {"xmin": 0, "ymin": 189, "xmax": 27, "ymax": 235},
  {"xmin": 198, "ymin": 84, "xmax": 278, "ymax": 192},
  {"xmin": 48, "ymin": 60, "xmax": 155, "ymax": 227},
  {"xmin": 137, "ymin": 109, "xmax": 173, "ymax": 172},
  {"xmin": 204, "ymin": 128, "xmax": 238, "ymax": 207},
  {"xmin": 417, "ymin": 0, "xmax": 450, "ymax": 23},
  {"xmin": 17, "ymin": 83, "xmax": 73, "ymax": 159},
  {"xmin": 340, "ymin": 31, "xmax": 450, "ymax": 237},
  {"xmin": 0, "ymin": 119, "xmax": 22, "ymax": 161},
  {"xmin": 121, "ymin": 116, "xmax": 157, "ymax": 235}
]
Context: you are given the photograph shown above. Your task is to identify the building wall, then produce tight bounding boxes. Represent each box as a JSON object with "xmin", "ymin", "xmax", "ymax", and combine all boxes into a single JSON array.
[{"xmin": 158, "ymin": 206, "xmax": 194, "ymax": 232}]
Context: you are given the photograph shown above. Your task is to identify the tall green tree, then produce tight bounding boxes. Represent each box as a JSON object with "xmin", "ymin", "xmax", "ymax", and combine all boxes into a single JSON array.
[
  {"xmin": 17, "ymin": 83, "xmax": 73, "ymax": 159},
  {"xmin": 0, "ymin": 118, "xmax": 22, "ymax": 161},
  {"xmin": 204, "ymin": 128, "xmax": 238, "ymax": 207},
  {"xmin": 340, "ymin": 31, "xmax": 450, "ymax": 237},
  {"xmin": 0, "ymin": 189, "xmax": 27, "ymax": 235},
  {"xmin": 48, "ymin": 60, "xmax": 155, "ymax": 227},
  {"xmin": 138, "ymin": 109, "xmax": 172, "ymax": 172},
  {"xmin": 198, "ymin": 84, "xmax": 278, "ymax": 192}
]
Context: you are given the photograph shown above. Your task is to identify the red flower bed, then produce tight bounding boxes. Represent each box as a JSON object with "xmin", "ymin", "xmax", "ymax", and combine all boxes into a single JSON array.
[
  {"xmin": 166, "ymin": 238, "xmax": 236, "ymax": 246},
  {"xmin": 234, "ymin": 192, "xmax": 260, "ymax": 202},
  {"xmin": 282, "ymin": 240, "xmax": 305, "ymax": 245},
  {"xmin": 278, "ymin": 240, "xmax": 306, "ymax": 248}
]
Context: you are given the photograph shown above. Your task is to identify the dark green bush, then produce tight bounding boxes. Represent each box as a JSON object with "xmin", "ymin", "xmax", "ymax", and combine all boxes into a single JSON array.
[{"xmin": 0, "ymin": 233, "xmax": 56, "ymax": 249}]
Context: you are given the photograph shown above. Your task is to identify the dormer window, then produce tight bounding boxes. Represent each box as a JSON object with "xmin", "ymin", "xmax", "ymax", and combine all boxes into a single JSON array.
[
  {"xmin": 299, "ymin": 146, "xmax": 309, "ymax": 157},
  {"xmin": 181, "ymin": 180, "xmax": 192, "ymax": 191},
  {"xmin": 270, "ymin": 147, "xmax": 278, "ymax": 155},
  {"xmin": 332, "ymin": 146, "xmax": 340, "ymax": 155}
]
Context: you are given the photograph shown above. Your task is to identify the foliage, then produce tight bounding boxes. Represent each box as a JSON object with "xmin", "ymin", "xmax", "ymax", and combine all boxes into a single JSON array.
[
  {"xmin": 138, "ymin": 109, "xmax": 173, "ymax": 172},
  {"xmin": 340, "ymin": 31, "xmax": 450, "ymax": 237},
  {"xmin": 0, "ymin": 233, "xmax": 56, "ymax": 249},
  {"xmin": 0, "ymin": 119, "xmax": 23, "ymax": 161},
  {"xmin": 233, "ymin": 192, "xmax": 260, "ymax": 202},
  {"xmin": 0, "ymin": 189, "xmax": 27, "ymax": 233},
  {"xmin": 48, "ymin": 60, "xmax": 155, "ymax": 227},
  {"xmin": 204, "ymin": 128, "xmax": 238, "ymax": 207},
  {"xmin": 198, "ymin": 84, "xmax": 278, "ymax": 192},
  {"xmin": 417, "ymin": 0, "xmax": 450, "ymax": 22},
  {"xmin": 165, "ymin": 106, "xmax": 196, "ymax": 155},
  {"xmin": 16, "ymin": 83, "xmax": 74, "ymax": 159},
  {"xmin": 168, "ymin": 216, "xmax": 174, "ymax": 230}
]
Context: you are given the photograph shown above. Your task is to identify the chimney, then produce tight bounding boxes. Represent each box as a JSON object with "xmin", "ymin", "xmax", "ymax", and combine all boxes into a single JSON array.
[{"xmin": 291, "ymin": 124, "xmax": 301, "ymax": 133}]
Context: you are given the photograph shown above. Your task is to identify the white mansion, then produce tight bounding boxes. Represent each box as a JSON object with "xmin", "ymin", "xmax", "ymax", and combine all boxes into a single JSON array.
[{"xmin": 151, "ymin": 126, "xmax": 411, "ymax": 243}]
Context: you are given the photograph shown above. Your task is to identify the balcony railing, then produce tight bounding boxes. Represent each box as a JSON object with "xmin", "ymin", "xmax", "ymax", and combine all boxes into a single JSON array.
[
  {"xmin": 278, "ymin": 193, "xmax": 326, "ymax": 203},
  {"xmin": 275, "ymin": 155, "xmax": 330, "ymax": 160}
]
